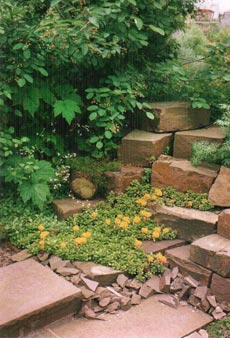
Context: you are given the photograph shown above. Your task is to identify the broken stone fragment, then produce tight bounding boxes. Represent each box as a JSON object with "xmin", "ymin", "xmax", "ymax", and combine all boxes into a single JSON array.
[
  {"xmin": 207, "ymin": 295, "xmax": 217, "ymax": 308},
  {"xmin": 145, "ymin": 275, "xmax": 161, "ymax": 293},
  {"xmin": 159, "ymin": 271, "xmax": 171, "ymax": 293},
  {"xmin": 70, "ymin": 275, "xmax": 81, "ymax": 286},
  {"xmin": 49, "ymin": 255, "xmax": 67, "ymax": 271},
  {"xmin": 170, "ymin": 277, "xmax": 184, "ymax": 293},
  {"xmin": 37, "ymin": 252, "xmax": 49, "ymax": 262},
  {"xmin": 11, "ymin": 249, "xmax": 32, "ymax": 262},
  {"xmin": 81, "ymin": 286, "xmax": 95, "ymax": 299},
  {"xmin": 127, "ymin": 279, "xmax": 143, "ymax": 290},
  {"xmin": 158, "ymin": 294, "xmax": 178, "ymax": 309},
  {"xmin": 131, "ymin": 294, "xmax": 142, "ymax": 305},
  {"xmin": 193, "ymin": 286, "xmax": 208, "ymax": 301},
  {"xmin": 56, "ymin": 267, "xmax": 79, "ymax": 277},
  {"xmin": 99, "ymin": 297, "xmax": 111, "ymax": 307},
  {"xmin": 120, "ymin": 297, "xmax": 132, "ymax": 311},
  {"xmin": 116, "ymin": 274, "xmax": 128, "ymax": 288},
  {"xmin": 183, "ymin": 275, "xmax": 199, "ymax": 288},
  {"xmin": 139, "ymin": 285, "xmax": 154, "ymax": 299},
  {"xmin": 178, "ymin": 285, "xmax": 191, "ymax": 300},
  {"xmin": 212, "ymin": 306, "xmax": 226, "ymax": 320},
  {"xmin": 188, "ymin": 294, "xmax": 200, "ymax": 307},
  {"xmin": 105, "ymin": 302, "xmax": 120, "ymax": 313},
  {"xmin": 83, "ymin": 305, "xmax": 97, "ymax": 319},
  {"xmin": 80, "ymin": 275, "xmax": 99, "ymax": 292}
]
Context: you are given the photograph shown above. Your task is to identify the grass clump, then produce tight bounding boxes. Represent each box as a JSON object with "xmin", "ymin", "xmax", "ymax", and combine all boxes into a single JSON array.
[{"xmin": 206, "ymin": 316, "xmax": 230, "ymax": 338}]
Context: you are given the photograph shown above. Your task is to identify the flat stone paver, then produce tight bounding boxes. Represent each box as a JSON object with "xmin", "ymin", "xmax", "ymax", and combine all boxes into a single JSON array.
[
  {"xmin": 30, "ymin": 295, "xmax": 212, "ymax": 338},
  {"xmin": 0, "ymin": 259, "xmax": 82, "ymax": 337}
]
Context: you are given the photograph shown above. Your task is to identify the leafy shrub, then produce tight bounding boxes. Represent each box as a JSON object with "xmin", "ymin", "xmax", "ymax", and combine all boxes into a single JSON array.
[
  {"xmin": 192, "ymin": 105, "xmax": 230, "ymax": 167},
  {"xmin": 0, "ymin": 128, "xmax": 55, "ymax": 209}
]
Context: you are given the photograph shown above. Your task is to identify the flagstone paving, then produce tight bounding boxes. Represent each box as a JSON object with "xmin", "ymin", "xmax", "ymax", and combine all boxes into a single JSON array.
[
  {"xmin": 0, "ymin": 259, "xmax": 82, "ymax": 337},
  {"xmin": 27, "ymin": 295, "xmax": 212, "ymax": 338}
]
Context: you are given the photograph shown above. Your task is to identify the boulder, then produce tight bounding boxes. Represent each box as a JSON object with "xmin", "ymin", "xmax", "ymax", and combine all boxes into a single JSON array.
[
  {"xmin": 139, "ymin": 101, "xmax": 210, "ymax": 133},
  {"xmin": 165, "ymin": 245, "xmax": 212, "ymax": 286},
  {"xmin": 210, "ymin": 273, "xmax": 230, "ymax": 302},
  {"xmin": 53, "ymin": 198, "xmax": 103, "ymax": 220},
  {"xmin": 217, "ymin": 209, "xmax": 230, "ymax": 240},
  {"xmin": 105, "ymin": 166, "xmax": 145, "ymax": 195},
  {"xmin": 173, "ymin": 126, "xmax": 225, "ymax": 159},
  {"xmin": 190, "ymin": 234, "xmax": 230, "ymax": 277},
  {"xmin": 151, "ymin": 204, "xmax": 218, "ymax": 242},
  {"xmin": 70, "ymin": 177, "xmax": 97, "ymax": 200},
  {"xmin": 151, "ymin": 155, "xmax": 218, "ymax": 193},
  {"xmin": 209, "ymin": 166, "xmax": 230, "ymax": 207},
  {"xmin": 118, "ymin": 130, "xmax": 172, "ymax": 167}
]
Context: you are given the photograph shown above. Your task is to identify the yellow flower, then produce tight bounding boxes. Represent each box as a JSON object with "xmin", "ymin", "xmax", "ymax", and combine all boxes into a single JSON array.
[
  {"xmin": 147, "ymin": 255, "xmax": 154, "ymax": 263},
  {"xmin": 120, "ymin": 221, "xmax": 129, "ymax": 229},
  {"xmin": 105, "ymin": 218, "xmax": 111, "ymax": 225},
  {"xmin": 133, "ymin": 216, "xmax": 141, "ymax": 224},
  {"xmin": 141, "ymin": 227, "xmax": 149, "ymax": 234},
  {"xmin": 155, "ymin": 253, "xmax": 167, "ymax": 264},
  {"xmin": 152, "ymin": 231, "xmax": 160, "ymax": 239},
  {"xmin": 115, "ymin": 218, "xmax": 121, "ymax": 226},
  {"xmin": 38, "ymin": 224, "xmax": 44, "ymax": 231},
  {"xmin": 60, "ymin": 242, "xmax": 66, "ymax": 249},
  {"xmin": 91, "ymin": 212, "xmax": 97, "ymax": 219},
  {"xmin": 143, "ymin": 193, "xmax": 151, "ymax": 200},
  {"xmin": 155, "ymin": 188, "xmax": 163, "ymax": 197},
  {"xmin": 201, "ymin": 199, "xmax": 207, "ymax": 204},
  {"xmin": 144, "ymin": 211, "xmax": 152, "ymax": 218},
  {"xmin": 82, "ymin": 231, "xmax": 92, "ymax": 239},
  {"xmin": 187, "ymin": 201, "xmax": 193, "ymax": 208},
  {"xmin": 122, "ymin": 216, "xmax": 130, "ymax": 223},
  {"xmin": 162, "ymin": 227, "xmax": 170, "ymax": 234},
  {"xmin": 39, "ymin": 240, "xmax": 45, "ymax": 250},
  {"xmin": 40, "ymin": 231, "xmax": 50, "ymax": 239},
  {"xmin": 154, "ymin": 226, "xmax": 161, "ymax": 232},
  {"xmin": 73, "ymin": 225, "xmax": 79, "ymax": 232},
  {"xmin": 134, "ymin": 239, "xmax": 142, "ymax": 249},
  {"xmin": 151, "ymin": 195, "xmax": 157, "ymax": 201},
  {"xmin": 136, "ymin": 199, "xmax": 147, "ymax": 207},
  {"xmin": 75, "ymin": 237, "xmax": 87, "ymax": 245},
  {"xmin": 117, "ymin": 214, "xmax": 123, "ymax": 219}
]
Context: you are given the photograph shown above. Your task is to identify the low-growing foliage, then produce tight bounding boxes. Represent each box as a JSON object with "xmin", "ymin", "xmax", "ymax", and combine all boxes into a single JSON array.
[{"xmin": 206, "ymin": 316, "xmax": 230, "ymax": 338}]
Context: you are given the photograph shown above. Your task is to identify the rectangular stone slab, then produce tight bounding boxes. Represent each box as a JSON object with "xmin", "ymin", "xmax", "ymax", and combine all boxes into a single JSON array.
[
  {"xmin": 117, "ymin": 129, "xmax": 172, "ymax": 167},
  {"xmin": 139, "ymin": 101, "xmax": 210, "ymax": 133},
  {"xmin": 151, "ymin": 204, "xmax": 218, "ymax": 242},
  {"xmin": 32, "ymin": 294, "xmax": 213, "ymax": 338},
  {"xmin": 165, "ymin": 245, "xmax": 212, "ymax": 286},
  {"xmin": 173, "ymin": 126, "xmax": 225, "ymax": 159},
  {"xmin": 190, "ymin": 234, "xmax": 230, "ymax": 277},
  {"xmin": 0, "ymin": 259, "xmax": 82, "ymax": 337}
]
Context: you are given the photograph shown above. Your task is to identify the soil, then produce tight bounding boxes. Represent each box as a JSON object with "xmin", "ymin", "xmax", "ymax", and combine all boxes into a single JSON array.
[{"xmin": 0, "ymin": 242, "xmax": 18, "ymax": 267}]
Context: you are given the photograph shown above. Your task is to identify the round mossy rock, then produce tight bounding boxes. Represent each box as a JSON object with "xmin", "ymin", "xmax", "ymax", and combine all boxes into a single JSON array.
[{"xmin": 70, "ymin": 177, "xmax": 97, "ymax": 199}]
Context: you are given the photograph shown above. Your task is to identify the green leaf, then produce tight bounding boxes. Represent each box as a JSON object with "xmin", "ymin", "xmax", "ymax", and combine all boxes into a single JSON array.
[
  {"xmin": 134, "ymin": 17, "xmax": 143, "ymax": 30},
  {"xmin": 223, "ymin": 74, "xmax": 230, "ymax": 81},
  {"xmin": 89, "ymin": 17, "xmax": 99, "ymax": 27},
  {"xmin": 89, "ymin": 136, "xmax": 99, "ymax": 143},
  {"xmin": 86, "ymin": 92, "xmax": 94, "ymax": 100},
  {"xmin": 128, "ymin": 0, "xmax": 136, "ymax": 5},
  {"xmin": 105, "ymin": 130, "xmax": 113, "ymax": 139},
  {"xmin": 13, "ymin": 43, "xmax": 24, "ymax": 50},
  {"xmin": 89, "ymin": 112, "xmax": 97, "ymax": 121},
  {"xmin": 23, "ymin": 49, "xmax": 31, "ymax": 59},
  {"xmin": 146, "ymin": 111, "xmax": 154, "ymax": 120},
  {"xmin": 149, "ymin": 25, "xmax": 165, "ymax": 35},
  {"xmin": 38, "ymin": 67, "xmax": 48, "ymax": 77},
  {"xmin": 96, "ymin": 141, "xmax": 103, "ymax": 149},
  {"xmin": 24, "ymin": 74, "xmax": 33, "ymax": 84},
  {"xmin": 23, "ymin": 87, "xmax": 40, "ymax": 116},
  {"xmin": 51, "ymin": 0, "xmax": 61, "ymax": 6},
  {"xmin": 54, "ymin": 99, "xmax": 81, "ymax": 124},
  {"xmin": 19, "ymin": 181, "xmax": 50, "ymax": 209},
  {"xmin": 87, "ymin": 105, "xmax": 98, "ymax": 111},
  {"xmin": 81, "ymin": 44, "xmax": 88, "ymax": 56},
  {"xmin": 32, "ymin": 160, "xmax": 55, "ymax": 182},
  {"xmin": 17, "ymin": 78, "xmax": 26, "ymax": 88}
]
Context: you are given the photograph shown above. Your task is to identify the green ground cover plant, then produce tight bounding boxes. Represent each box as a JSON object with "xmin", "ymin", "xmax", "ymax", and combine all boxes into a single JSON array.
[
  {"xmin": 206, "ymin": 316, "xmax": 230, "ymax": 338},
  {"xmin": 0, "ymin": 181, "xmax": 214, "ymax": 280}
]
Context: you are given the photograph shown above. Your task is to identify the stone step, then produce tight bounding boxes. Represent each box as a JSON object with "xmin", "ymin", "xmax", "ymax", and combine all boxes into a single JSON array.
[
  {"xmin": 117, "ymin": 129, "xmax": 172, "ymax": 167},
  {"xmin": 190, "ymin": 234, "xmax": 230, "ymax": 278},
  {"xmin": 141, "ymin": 239, "xmax": 186, "ymax": 254},
  {"xmin": 0, "ymin": 259, "xmax": 82, "ymax": 338},
  {"xmin": 165, "ymin": 245, "xmax": 212, "ymax": 286},
  {"xmin": 28, "ymin": 294, "xmax": 213, "ymax": 338},
  {"xmin": 151, "ymin": 155, "xmax": 218, "ymax": 193},
  {"xmin": 150, "ymin": 204, "xmax": 218, "ymax": 242},
  {"xmin": 209, "ymin": 166, "xmax": 230, "ymax": 207},
  {"xmin": 105, "ymin": 166, "xmax": 145, "ymax": 195},
  {"xmin": 210, "ymin": 273, "xmax": 230, "ymax": 303},
  {"xmin": 173, "ymin": 125, "xmax": 225, "ymax": 159},
  {"xmin": 139, "ymin": 101, "xmax": 210, "ymax": 133},
  {"xmin": 217, "ymin": 209, "xmax": 230, "ymax": 240},
  {"xmin": 53, "ymin": 198, "xmax": 103, "ymax": 220}
]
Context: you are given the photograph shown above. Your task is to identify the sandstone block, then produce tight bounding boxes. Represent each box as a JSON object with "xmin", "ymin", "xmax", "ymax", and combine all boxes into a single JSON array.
[
  {"xmin": 173, "ymin": 126, "xmax": 225, "ymax": 159},
  {"xmin": 140, "ymin": 101, "xmax": 210, "ymax": 133},
  {"xmin": 151, "ymin": 204, "xmax": 217, "ymax": 242},
  {"xmin": 209, "ymin": 166, "xmax": 230, "ymax": 207},
  {"xmin": 218, "ymin": 209, "xmax": 230, "ymax": 240},
  {"xmin": 165, "ymin": 246, "xmax": 212, "ymax": 286},
  {"xmin": 11, "ymin": 249, "xmax": 32, "ymax": 262},
  {"xmin": 190, "ymin": 234, "xmax": 230, "ymax": 277},
  {"xmin": 210, "ymin": 273, "xmax": 230, "ymax": 302},
  {"xmin": 118, "ymin": 130, "xmax": 172, "ymax": 167},
  {"xmin": 105, "ymin": 166, "xmax": 145, "ymax": 195},
  {"xmin": 141, "ymin": 239, "xmax": 186, "ymax": 254},
  {"xmin": 151, "ymin": 155, "xmax": 217, "ymax": 193},
  {"xmin": 53, "ymin": 198, "xmax": 103, "ymax": 220}
]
